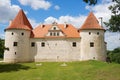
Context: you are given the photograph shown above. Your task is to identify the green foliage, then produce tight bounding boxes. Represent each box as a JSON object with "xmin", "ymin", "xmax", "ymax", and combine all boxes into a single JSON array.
[
  {"xmin": 104, "ymin": 0, "xmax": 120, "ymax": 32},
  {"xmin": 0, "ymin": 38, "xmax": 4, "ymax": 58},
  {"xmin": 0, "ymin": 61, "xmax": 120, "ymax": 80},
  {"xmin": 107, "ymin": 47, "xmax": 120, "ymax": 63}
]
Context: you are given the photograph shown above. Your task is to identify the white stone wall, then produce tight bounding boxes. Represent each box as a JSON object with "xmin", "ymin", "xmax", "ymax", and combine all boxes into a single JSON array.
[
  {"xmin": 29, "ymin": 38, "xmax": 80, "ymax": 62},
  {"xmin": 80, "ymin": 30, "xmax": 106, "ymax": 61},
  {"xmin": 4, "ymin": 29, "xmax": 31, "ymax": 63}
]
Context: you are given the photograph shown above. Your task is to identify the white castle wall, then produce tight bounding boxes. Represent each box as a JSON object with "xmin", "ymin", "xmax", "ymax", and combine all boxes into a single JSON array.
[
  {"xmin": 29, "ymin": 38, "xmax": 80, "ymax": 62},
  {"xmin": 4, "ymin": 29, "xmax": 31, "ymax": 63},
  {"xmin": 80, "ymin": 30, "xmax": 106, "ymax": 61}
]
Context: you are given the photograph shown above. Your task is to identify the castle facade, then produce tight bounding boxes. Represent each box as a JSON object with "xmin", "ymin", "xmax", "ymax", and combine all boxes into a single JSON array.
[{"xmin": 4, "ymin": 10, "xmax": 106, "ymax": 63}]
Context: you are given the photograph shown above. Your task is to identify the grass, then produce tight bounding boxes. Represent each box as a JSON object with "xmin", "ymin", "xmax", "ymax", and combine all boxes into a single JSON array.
[{"xmin": 0, "ymin": 60, "xmax": 120, "ymax": 80}]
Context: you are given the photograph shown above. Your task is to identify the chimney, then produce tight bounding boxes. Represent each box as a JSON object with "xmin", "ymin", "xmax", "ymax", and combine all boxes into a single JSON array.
[
  {"xmin": 41, "ymin": 24, "xmax": 45, "ymax": 28},
  {"xmin": 64, "ymin": 22, "xmax": 68, "ymax": 28}
]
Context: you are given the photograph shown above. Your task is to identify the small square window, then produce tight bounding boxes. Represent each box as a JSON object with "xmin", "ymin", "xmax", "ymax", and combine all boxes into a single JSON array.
[
  {"xmin": 89, "ymin": 32, "xmax": 91, "ymax": 35},
  {"xmin": 41, "ymin": 42, "xmax": 45, "ymax": 47},
  {"xmin": 11, "ymin": 32, "xmax": 14, "ymax": 35},
  {"xmin": 97, "ymin": 32, "xmax": 99, "ymax": 35},
  {"xmin": 72, "ymin": 42, "xmax": 76, "ymax": 47},
  {"xmin": 21, "ymin": 33, "xmax": 24, "ymax": 36},
  {"xmin": 13, "ymin": 42, "xmax": 18, "ymax": 46},
  {"xmin": 31, "ymin": 42, "xmax": 35, "ymax": 47},
  {"xmin": 90, "ymin": 42, "xmax": 94, "ymax": 47}
]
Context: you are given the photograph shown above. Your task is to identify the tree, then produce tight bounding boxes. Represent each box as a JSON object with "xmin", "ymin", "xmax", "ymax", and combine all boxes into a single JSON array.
[
  {"xmin": 83, "ymin": 0, "xmax": 120, "ymax": 32},
  {"xmin": 0, "ymin": 38, "xmax": 4, "ymax": 58},
  {"xmin": 107, "ymin": 47, "xmax": 120, "ymax": 64}
]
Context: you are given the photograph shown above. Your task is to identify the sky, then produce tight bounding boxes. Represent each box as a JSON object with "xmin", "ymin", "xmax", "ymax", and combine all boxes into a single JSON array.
[{"xmin": 0, "ymin": 0, "xmax": 120, "ymax": 50}]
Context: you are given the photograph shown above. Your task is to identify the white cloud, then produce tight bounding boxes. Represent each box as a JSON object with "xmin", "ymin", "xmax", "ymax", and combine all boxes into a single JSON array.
[
  {"xmin": 44, "ymin": 15, "xmax": 86, "ymax": 28},
  {"xmin": 28, "ymin": 18, "xmax": 39, "ymax": 28},
  {"xmin": 0, "ymin": 0, "xmax": 20, "ymax": 23},
  {"xmin": 105, "ymin": 31, "xmax": 120, "ymax": 50},
  {"xmin": 18, "ymin": 0, "xmax": 51, "ymax": 10},
  {"xmin": 54, "ymin": 5, "xmax": 60, "ymax": 10}
]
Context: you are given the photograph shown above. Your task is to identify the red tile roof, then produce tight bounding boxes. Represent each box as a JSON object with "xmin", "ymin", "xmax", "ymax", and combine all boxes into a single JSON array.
[
  {"xmin": 80, "ymin": 12, "xmax": 104, "ymax": 30},
  {"xmin": 6, "ymin": 9, "xmax": 32, "ymax": 30},
  {"xmin": 32, "ymin": 24, "xmax": 80, "ymax": 38}
]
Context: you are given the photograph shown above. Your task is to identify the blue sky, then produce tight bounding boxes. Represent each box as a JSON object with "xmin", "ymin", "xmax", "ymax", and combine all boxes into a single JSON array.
[{"xmin": 0, "ymin": 0, "xmax": 119, "ymax": 50}]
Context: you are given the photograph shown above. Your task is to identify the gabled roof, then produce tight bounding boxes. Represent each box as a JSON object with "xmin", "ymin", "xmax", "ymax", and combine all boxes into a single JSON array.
[
  {"xmin": 80, "ymin": 12, "xmax": 104, "ymax": 30},
  {"xmin": 6, "ymin": 9, "xmax": 32, "ymax": 30},
  {"xmin": 32, "ymin": 24, "xmax": 80, "ymax": 38}
]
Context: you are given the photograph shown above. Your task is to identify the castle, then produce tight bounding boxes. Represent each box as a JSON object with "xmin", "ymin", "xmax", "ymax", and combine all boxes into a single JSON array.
[{"xmin": 4, "ymin": 9, "xmax": 106, "ymax": 63}]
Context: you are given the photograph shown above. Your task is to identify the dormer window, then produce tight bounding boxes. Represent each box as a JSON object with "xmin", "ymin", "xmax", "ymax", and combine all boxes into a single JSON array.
[
  {"xmin": 53, "ymin": 27, "xmax": 56, "ymax": 30},
  {"xmin": 57, "ymin": 32, "xmax": 59, "ymax": 36}
]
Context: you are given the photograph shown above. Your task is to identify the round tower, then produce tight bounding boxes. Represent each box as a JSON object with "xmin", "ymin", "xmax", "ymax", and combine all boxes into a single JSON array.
[
  {"xmin": 4, "ymin": 9, "xmax": 33, "ymax": 63},
  {"xmin": 79, "ymin": 12, "xmax": 106, "ymax": 61}
]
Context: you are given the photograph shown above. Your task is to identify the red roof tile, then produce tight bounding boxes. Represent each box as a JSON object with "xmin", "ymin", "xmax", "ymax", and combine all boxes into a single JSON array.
[
  {"xmin": 6, "ymin": 9, "xmax": 32, "ymax": 30},
  {"xmin": 80, "ymin": 12, "xmax": 104, "ymax": 30},
  {"xmin": 32, "ymin": 24, "xmax": 80, "ymax": 38}
]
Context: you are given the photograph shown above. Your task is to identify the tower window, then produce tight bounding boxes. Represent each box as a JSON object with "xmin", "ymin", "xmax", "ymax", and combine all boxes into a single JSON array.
[
  {"xmin": 21, "ymin": 32, "xmax": 24, "ymax": 36},
  {"xmin": 72, "ymin": 42, "xmax": 76, "ymax": 47},
  {"xmin": 41, "ymin": 42, "xmax": 45, "ymax": 47},
  {"xmin": 89, "ymin": 32, "xmax": 91, "ymax": 35},
  {"xmin": 11, "ymin": 32, "xmax": 14, "ymax": 35},
  {"xmin": 90, "ymin": 42, "xmax": 94, "ymax": 47},
  {"xmin": 97, "ymin": 32, "xmax": 99, "ymax": 35},
  {"xmin": 13, "ymin": 42, "xmax": 18, "ymax": 46},
  {"xmin": 31, "ymin": 42, "xmax": 35, "ymax": 47}
]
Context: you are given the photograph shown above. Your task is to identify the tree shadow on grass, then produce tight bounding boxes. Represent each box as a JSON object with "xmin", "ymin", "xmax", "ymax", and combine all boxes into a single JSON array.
[{"xmin": 0, "ymin": 63, "xmax": 31, "ymax": 73}]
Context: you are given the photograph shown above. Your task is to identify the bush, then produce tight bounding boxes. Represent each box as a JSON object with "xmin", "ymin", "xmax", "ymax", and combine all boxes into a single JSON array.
[{"xmin": 108, "ymin": 47, "xmax": 120, "ymax": 64}]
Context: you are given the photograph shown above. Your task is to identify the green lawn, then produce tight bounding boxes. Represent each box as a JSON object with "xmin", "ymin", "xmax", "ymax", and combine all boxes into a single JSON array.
[{"xmin": 0, "ymin": 60, "xmax": 120, "ymax": 80}]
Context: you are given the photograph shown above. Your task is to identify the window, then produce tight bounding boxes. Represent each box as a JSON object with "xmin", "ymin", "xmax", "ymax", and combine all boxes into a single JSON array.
[
  {"xmin": 53, "ymin": 27, "xmax": 56, "ymax": 30},
  {"xmin": 11, "ymin": 32, "xmax": 14, "ymax": 35},
  {"xmin": 15, "ymin": 52, "xmax": 16, "ymax": 55},
  {"xmin": 50, "ymin": 32, "xmax": 52, "ymax": 36},
  {"xmin": 21, "ymin": 32, "xmax": 24, "ymax": 36},
  {"xmin": 41, "ymin": 42, "xmax": 45, "ymax": 47},
  {"xmin": 54, "ymin": 32, "xmax": 56, "ymax": 36},
  {"xmin": 13, "ymin": 42, "xmax": 18, "ymax": 46},
  {"xmin": 90, "ymin": 42, "xmax": 94, "ymax": 47},
  {"xmin": 57, "ymin": 32, "xmax": 59, "ymax": 36},
  {"xmin": 72, "ymin": 42, "xmax": 76, "ymax": 47},
  {"xmin": 89, "ymin": 32, "xmax": 91, "ymax": 35},
  {"xmin": 31, "ymin": 42, "xmax": 35, "ymax": 47},
  {"xmin": 97, "ymin": 32, "xmax": 99, "ymax": 35}
]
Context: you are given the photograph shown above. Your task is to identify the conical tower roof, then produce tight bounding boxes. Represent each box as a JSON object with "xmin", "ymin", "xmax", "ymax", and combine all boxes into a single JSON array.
[
  {"xmin": 80, "ymin": 12, "xmax": 104, "ymax": 30},
  {"xmin": 6, "ymin": 9, "xmax": 32, "ymax": 30}
]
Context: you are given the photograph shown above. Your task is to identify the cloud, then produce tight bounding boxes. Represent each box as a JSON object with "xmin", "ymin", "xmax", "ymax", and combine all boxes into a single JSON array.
[
  {"xmin": 54, "ymin": 5, "xmax": 60, "ymax": 10},
  {"xmin": 0, "ymin": 0, "xmax": 20, "ymax": 23},
  {"xmin": 44, "ymin": 15, "xmax": 86, "ymax": 28},
  {"xmin": 18, "ymin": 0, "xmax": 51, "ymax": 10},
  {"xmin": 105, "ymin": 31, "xmax": 120, "ymax": 50},
  {"xmin": 28, "ymin": 18, "xmax": 39, "ymax": 28}
]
